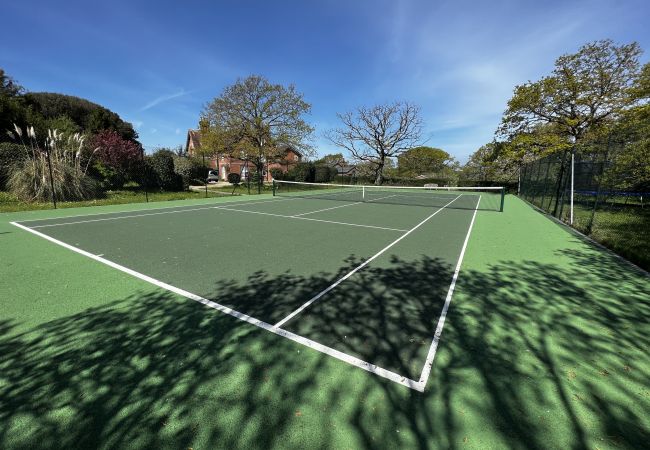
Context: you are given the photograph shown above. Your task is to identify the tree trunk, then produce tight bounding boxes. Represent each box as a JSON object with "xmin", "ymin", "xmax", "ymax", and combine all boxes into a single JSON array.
[
  {"xmin": 374, "ymin": 158, "xmax": 385, "ymax": 185},
  {"xmin": 255, "ymin": 161, "xmax": 264, "ymax": 194},
  {"xmin": 552, "ymin": 149, "xmax": 569, "ymax": 216}
]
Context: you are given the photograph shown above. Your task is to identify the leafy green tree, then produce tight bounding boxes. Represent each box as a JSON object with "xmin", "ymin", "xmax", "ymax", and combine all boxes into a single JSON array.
[
  {"xmin": 461, "ymin": 143, "xmax": 499, "ymax": 182},
  {"xmin": 326, "ymin": 102, "xmax": 423, "ymax": 185},
  {"xmin": 201, "ymin": 75, "xmax": 314, "ymax": 192},
  {"xmin": 45, "ymin": 115, "xmax": 81, "ymax": 136},
  {"xmin": 499, "ymin": 39, "xmax": 643, "ymax": 143},
  {"xmin": 603, "ymin": 62, "xmax": 650, "ymax": 189},
  {"xmin": 483, "ymin": 39, "xmax": 647, "ymax": 198},
  {"xmin": 397, "ymin": 146, "xmax": 455, "ymax": 176},
  {"xmin": 0, "ymin": 69, "xmax": 26, "ymax": 143},
  {"xmin": 148, "ymin": 149, "xmax": 182, "ymax": 191},
  {"xmin": 23, "ymin": 92, "xmax": 138, "ymax": 142},
  {"xmin": 173, "ymin": 156, "xmax": 205, "ymax": 189},
  {"xmin": 314, "ymin": 153, "xmax": 347, "ymax": 167}
]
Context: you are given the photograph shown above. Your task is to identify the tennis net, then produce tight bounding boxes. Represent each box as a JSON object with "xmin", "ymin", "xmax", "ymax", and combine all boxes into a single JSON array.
[{"xmin": 272, "ymin": 180, "xmax": 505, "ymax": 212}]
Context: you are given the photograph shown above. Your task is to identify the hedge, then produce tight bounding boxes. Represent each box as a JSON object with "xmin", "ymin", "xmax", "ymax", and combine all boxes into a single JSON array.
[{"xmin": 0, "ymin": 142, "xmax": 27, "ymax": 190}]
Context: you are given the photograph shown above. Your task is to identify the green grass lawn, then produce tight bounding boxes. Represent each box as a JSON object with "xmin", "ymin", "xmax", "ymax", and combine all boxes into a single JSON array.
[
  {"xmin": 570, "ymin": 203, "xmax": 649, "ymax": 271},
  {"xmin": 0, "ymin": 181, "xmax": 275, "ymax": 213},
  {"xmin": 0, "ymin": 184, "xmax": 277, "ymax": 213},
  {"xmin": 1, "ymin": 195, "xmax": 648, "ymax": 449}
]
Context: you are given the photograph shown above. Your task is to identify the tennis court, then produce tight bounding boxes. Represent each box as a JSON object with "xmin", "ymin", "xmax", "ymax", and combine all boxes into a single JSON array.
[
  {"xmin": 10, "ymin": 183, "xmax": 504, "ymax": 390},
  {"xmin": 3, "ymin": 186, "xmax": 650, "ymax": 449}
]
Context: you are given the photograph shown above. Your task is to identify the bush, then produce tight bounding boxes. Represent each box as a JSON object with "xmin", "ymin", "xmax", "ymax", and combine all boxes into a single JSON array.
[
  {"xmin": 381, "ymin": 176, "xmax": 453, "ymax": 186},
  {"xmin": 89, "ymin": 130, "xmax": 143, "ymax": 188},
  {"xmin": 332, "ymin": 175, "xmax": 456, "ymax": 187},
  {"xmin": 140, "ymin": 159, "xmax": 158, "ymax": 189},
  {"xmin": 269, "ymin": 168, "xmax": 284, "ymax": 180},
  {"xmin": 91, "ymin": 161, "xmax": 126, "ymax": 190},
  {"xmin": 0, "ymin": 142, "xmax": 27, "ymax": 190},
  {"xmin": 148, "ymin": 150, "xmax": 182, "ymax": 191},
  {"xmin": 9, "ymin": 159, "xmax": 101, "ymax": 201},
  {"xmin": 278, "ymin": 169, "xmax": 295, "ymax": 181},
  {"xmin": 5, "ymin": 126, "xmax": 101, "ymax": 201},
  {"xmin": 173, "ymin": 156, "xmax": 205, "ymax": 189},
  {"xmin": 289, "ymin": 162, "xmax": 314, "ymax": 182},
  {"xmin": 227, "ymin": 172, "xmax": 241, "ymax": 185},
  {"xmin": 314, "ymin": 165, "xmax": 333, "ymax": 183}
]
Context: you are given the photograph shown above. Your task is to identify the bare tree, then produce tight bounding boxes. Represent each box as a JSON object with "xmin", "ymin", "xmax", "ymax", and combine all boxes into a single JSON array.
[{"xmin": 326, "ymin": 102, "xmax": 423, "ymax": 184}]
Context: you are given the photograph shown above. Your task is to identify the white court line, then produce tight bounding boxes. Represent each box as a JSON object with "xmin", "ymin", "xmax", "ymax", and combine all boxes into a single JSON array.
[
  {"xmin": 292, "ymin": 201, "xmax": 362, "ymax": 217},
  {"xmin": 365, "ymin": 194, "xmax": 400, "ymax": 203},
  {"xmin": 13, "ymin": 196, "xmax": 280, "ymax": 223},
  {"xmin": 292, "ymin": 194, "xmax": 400, "ymax": 217},
  {"xmin": 415, "ymin": 197, "xmax": 480, "ymax": 390},
  {"xmin": 273, "ymin": 195, "xmax": 462, "ymax": 328},
  {"xmin": 217, "ymin": 207, "xmax": 408, "ymax": 232},
  {"xmin": 390, "ymin": 193, "xmax": 465, "ymax": 200},
  {"xmin": 10, "ymin": 221, "xmax": 423, "ymax": 391},
  {"xmin": 26, "ymin": 198, "xmax": 296, "ymax": 229}
]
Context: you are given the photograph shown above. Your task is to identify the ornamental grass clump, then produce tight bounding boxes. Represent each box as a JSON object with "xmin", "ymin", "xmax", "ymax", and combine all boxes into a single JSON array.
[{"xmin": 7, "ymin": 124, "xmax": 101, "ymax": 201}]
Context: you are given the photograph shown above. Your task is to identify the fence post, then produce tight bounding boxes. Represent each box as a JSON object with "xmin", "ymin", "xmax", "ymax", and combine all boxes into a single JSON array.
[
  {"xmin": 553, "ymin": 150, "xmax": 568, "ymax": 217},
  {"xmin": 141, "ymin": 148, "xmax": 148, "ymax": 203},
  {"xmin": 539, "ymin": 160, "xmax": 552, "ymax": 210},
  {"xmin": 45, "ymin": 148, "xmax": 57, "ymax": 209},
  {"xmin": 500, "ymin": 187, "xmax": 505, "ymax": 212},
  {"xmin": 586, "ymin": 139, "xmax": 610, "ymax": 234}
]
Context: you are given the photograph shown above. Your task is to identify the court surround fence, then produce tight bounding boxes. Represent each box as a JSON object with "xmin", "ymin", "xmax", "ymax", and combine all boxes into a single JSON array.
[{"xmin": 518, "ymin": 140, "xmax": 649, "ymax": 271}]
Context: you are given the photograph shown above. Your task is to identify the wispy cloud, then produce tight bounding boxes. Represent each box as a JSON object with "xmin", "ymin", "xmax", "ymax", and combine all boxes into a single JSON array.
[
  {"xmin": 132, "ymin": 120, "xmax": 143, "ymax": 129},
  {"xmin": 175, "ymin": 128, "xmax": 181, "ymax": 135},
  {"xmin": 140, "ymin": 89, "xmax": 189, "ymax": 111}
]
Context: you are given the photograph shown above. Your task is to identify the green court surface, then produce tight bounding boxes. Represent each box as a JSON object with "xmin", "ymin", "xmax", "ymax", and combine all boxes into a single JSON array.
[{"xmin": 1, "ymin": 193, "xmax": 649, "ymax": 449}]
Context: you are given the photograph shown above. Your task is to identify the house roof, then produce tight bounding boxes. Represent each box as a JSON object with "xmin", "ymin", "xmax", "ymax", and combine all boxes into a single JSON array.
[
  {"xmin": 185, "ymin": 129, "xmax": 302, "ymax": 157},
  {"xmin": 275, "ymin": 143, "xmax": 302, "ymax": 157},
  {"xmin": 337, "ymin": 165, "xmax": 357, "ymax": 175},
  {"xmin": 186, "ymin": 129, "xmax": 201, "ymax": 152}
]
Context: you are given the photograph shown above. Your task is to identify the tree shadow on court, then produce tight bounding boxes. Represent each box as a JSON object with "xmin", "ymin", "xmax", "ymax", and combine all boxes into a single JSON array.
[{"xmin": 1, "ymin": 246, "xmax": 649, "ymax": 449}]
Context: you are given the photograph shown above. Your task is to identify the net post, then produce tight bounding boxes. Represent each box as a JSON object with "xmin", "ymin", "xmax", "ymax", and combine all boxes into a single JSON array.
[
  {"xmin": 272, "ymin": 179, "xmax": 276, "ymax": 196},
  {"xmin": 362, "ymin": 185, "xmax": 365, "ymax": 202},
  {"xmin": 499, "ymin": 187, "xmax": 505, "ymax": 212}
]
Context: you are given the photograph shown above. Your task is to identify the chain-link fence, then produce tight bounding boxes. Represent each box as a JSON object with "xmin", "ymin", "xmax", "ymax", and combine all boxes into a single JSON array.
[{"xmin": 519, "ymin": 141, "xmax": 649, "ymax": 271}]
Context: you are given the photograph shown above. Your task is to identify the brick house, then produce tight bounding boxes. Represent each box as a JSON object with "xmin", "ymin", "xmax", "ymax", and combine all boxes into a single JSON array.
[
  {"xmin": 334, "ymin": 163, "xmax": 358, "ymax": 178},
  {"xmin": 185, "ymin": 129, "xmax": 302, "ymax": 181}
]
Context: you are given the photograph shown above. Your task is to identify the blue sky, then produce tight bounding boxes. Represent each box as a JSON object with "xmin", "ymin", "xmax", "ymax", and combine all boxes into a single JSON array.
[{"xmin": 2, "ymin": 0, "xmax": 649, "ymax": 162}]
